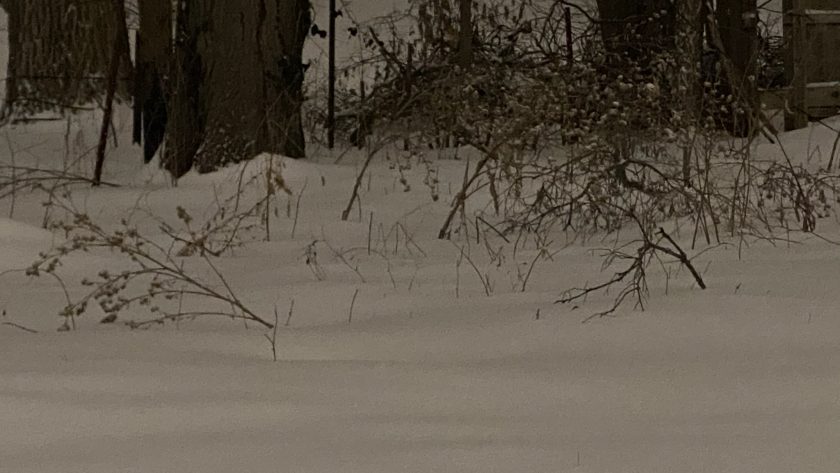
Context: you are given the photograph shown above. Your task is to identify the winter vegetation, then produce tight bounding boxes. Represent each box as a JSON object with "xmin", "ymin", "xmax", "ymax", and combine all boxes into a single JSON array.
[{"xmin": 1, "ymin": 0, "xmax": 840, "ymax": 471}]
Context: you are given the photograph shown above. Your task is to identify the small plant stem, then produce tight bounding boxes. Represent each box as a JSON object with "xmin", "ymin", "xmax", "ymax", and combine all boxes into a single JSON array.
[
  {"xmin": 439, "ymin": 154, "xmax": 492, "ymax": 239},
  {"xmin": 348, "ymin": 289, "xmax": 359, "ymax": 323},
  {"xmin": 367, "ymin": 211, "xmax": 373, "ymax": 255},
  {"xmin": 2, "ymin": 322, "xmax": 38, "ymax": 334},
  {"xmin": 264, "ymin": 305, "xmax": 279, "ymax": 362},
  {"xmin": 342, "ymin": 150, "xmax": 376, "ymax": 221},
  {"xmin": 291, "ymin": 179, "xmax": 307, "ymax": 239},
  {"xmin": 285, "ymin": 298, "xmax": 295, "ymax": 326}
]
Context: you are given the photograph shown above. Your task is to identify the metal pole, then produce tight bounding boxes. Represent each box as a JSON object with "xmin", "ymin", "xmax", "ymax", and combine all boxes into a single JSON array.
[{"xmin": 328, "ymin": 0, "xmax": 336, "ymax": 148}]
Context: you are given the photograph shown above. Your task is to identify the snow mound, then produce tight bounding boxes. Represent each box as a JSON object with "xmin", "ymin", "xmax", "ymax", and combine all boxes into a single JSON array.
[{"xmin": 0, "ymin": 217, "xmax": 52, "ymax": 243}]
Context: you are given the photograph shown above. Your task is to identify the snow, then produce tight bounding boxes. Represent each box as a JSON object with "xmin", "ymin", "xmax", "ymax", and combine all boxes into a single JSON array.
[
  {"xmin": 1, "ymin": 3, "xmax": 840, "ymax": 472},
  {"xmin": 2, "ymin": 295, "xmax": 838, "ymax": 473},
  {"xmin": 1, "ymin": 112, "xmax": 840, "ymax": 472}
]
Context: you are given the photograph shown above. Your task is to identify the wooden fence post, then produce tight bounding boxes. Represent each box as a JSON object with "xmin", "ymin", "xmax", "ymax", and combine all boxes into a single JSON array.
[{"xmin": 785, "ymin": 0, "xmax": 809, "ymax": 130}]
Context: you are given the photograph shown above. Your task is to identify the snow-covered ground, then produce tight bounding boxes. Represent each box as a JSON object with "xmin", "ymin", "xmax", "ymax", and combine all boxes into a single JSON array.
[
  {"xmin": 1, "ymin": 2, "xmax": 840, "ymax": 472},
  {"xmin": 1, "ymin": 110, "xmax": 840, "ymax": 472}
]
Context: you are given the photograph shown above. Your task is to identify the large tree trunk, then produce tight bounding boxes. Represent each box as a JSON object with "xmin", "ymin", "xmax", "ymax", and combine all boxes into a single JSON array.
[
  {"xmin": 135, "ymin": 0, "xmax": 171, "ymax": 163},
  {"xmin": 2, "ymin": 0, "xmax": 132, "ymax": 117},
  {"xmin": 163, "ymin": 0, "xmax": 311, "ymax": 177},
  {"xmin": 273, "ymin": 0, "xmax": 311, "ymax": 160},
  {"xmin": 162, "ymin": 0, "xmax": 204, "ymax": 178},
  {"xmin": 191, "ymin": 0, "xmax": 268, "ymax": 172}
]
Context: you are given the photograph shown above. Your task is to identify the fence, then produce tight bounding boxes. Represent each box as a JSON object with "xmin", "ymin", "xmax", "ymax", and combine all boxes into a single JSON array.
[{"xmin": 772, "ymin": 0, "xmax": 840, "ymax": 130}]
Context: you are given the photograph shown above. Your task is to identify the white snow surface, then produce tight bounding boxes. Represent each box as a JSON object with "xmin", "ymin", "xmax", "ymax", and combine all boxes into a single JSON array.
[
  {"xmin": 0, "ymin": 111, "xmax": 839, "ymax": 473},
  {"xmin": 1, "ymin": 3, "xmax": 840, "ymax": 470}
]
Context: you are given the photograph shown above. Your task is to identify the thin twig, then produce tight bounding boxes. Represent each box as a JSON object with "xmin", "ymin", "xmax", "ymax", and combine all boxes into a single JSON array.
[
  {"xmin": 348, "ymin": 288, "xmax": 359, "ymax": 323},
  {"xmin": 291, "ymin": 179, "xmax": 308, "ymax": 239},
  {"xmin": 2, "ymin": 322, "xmax": 38, "ymax": 334},
  {"xmin": 285, "ymin": 298, "xmax": 295, "ymax": 327}
]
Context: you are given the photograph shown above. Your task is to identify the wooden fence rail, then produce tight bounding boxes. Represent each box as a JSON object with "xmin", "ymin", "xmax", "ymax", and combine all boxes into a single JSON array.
[{"xmin": 778, "ymin": 0, "xmax": 840, "ymax": 130}]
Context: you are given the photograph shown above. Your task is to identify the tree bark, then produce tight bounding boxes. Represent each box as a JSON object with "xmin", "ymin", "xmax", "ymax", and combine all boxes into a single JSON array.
[
  {"xmin": 272, "ymin": 0, "xmax": 311, "ymax": 160},
  {"xmin": 94, "ymin": 0, "xmax": 130, "ymax": 186},
  {"xmin": 162, "ymin": 0, "xmax": 204, "ymax": 178},
  {"xmin": 164, "ymin": 0, "xmax": 311, "ymax": 176},
  {"xmin": 135, "ymin": 0, "xmax": 171, "ymax": 163},
  {"xmin": 2, "ymin": 0, "xmax": 132, "ymax": 117},
  {"xmin": 191, "ymin": 0, "xmax": 267, "ymax": 172}
]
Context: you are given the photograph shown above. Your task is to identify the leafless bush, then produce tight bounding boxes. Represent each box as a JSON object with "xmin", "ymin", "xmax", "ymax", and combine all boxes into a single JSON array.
[
  {"xmin": 159, "ymin": 160, "xmax": 291, "ymax": 257},
  {"xmin": 25, "ymin": 195, "xmax": 274, "ymax": 330},
  {"xmin": 22, "ymin": 160, "xmax": 292, "ymax": 331},
  {"xmin": 342, "ymin": 0, "xmax": 840, "ymax": 318}
]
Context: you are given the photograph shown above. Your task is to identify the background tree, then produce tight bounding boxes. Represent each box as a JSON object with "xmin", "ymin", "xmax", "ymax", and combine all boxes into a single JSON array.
[
  {"xmin": 714, "ymin": 0, "xmax": 759, "ymax": 136},
  {"xmin": 1, "ymin": 0, "xmax": 132, "ymax": 118},
  {"xmin": 161, "ymin": 0, "xmax": 311, "ymax": 177},
  {"xmin": 675, "ymin": 0, "xmax": 704, "ymax": 184},
  {"xmin": 457, "ymin": 0, "xmax": 473, "ymax": 69},
  {"xmin": 134, "ymin": 0, "xmax": 171, "ymax": 164}
]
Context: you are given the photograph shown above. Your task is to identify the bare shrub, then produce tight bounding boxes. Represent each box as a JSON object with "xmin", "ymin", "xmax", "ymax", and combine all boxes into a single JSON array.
[
  {"xmin": 22, "ymin": 161, "xmax": 292, "ymax": 330},
  {"xmin": 341, "ymin": 0, "xmax": 840, "ymax": 318}
]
